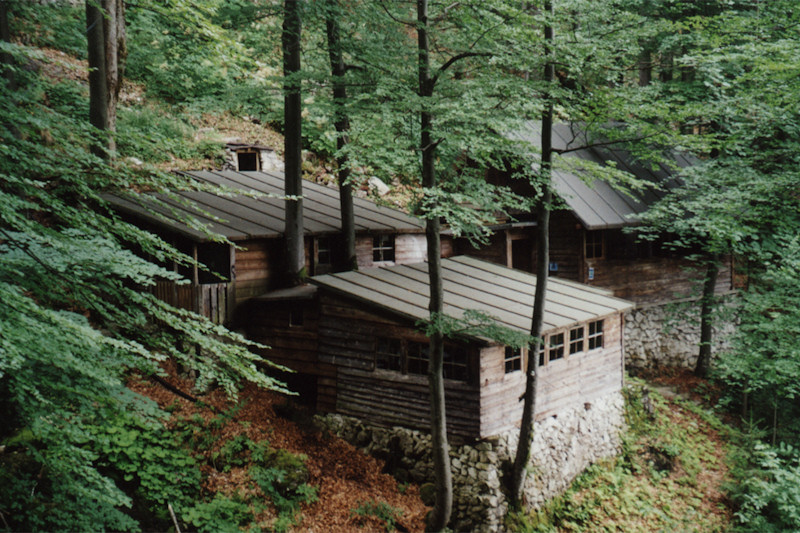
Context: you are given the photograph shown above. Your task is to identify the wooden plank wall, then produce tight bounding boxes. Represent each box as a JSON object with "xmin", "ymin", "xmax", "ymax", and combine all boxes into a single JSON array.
[
  {"xmin": 234, "ymin": 238, "xmax": 283, "ymax": 305},
  {"xmin": 536, "ymin": 314, "xmax": 623, "ymax": 419},
  {"xmin": 318, "ymin": 292, "xmax": 482, "ymax": 439},
  {"xmin": 479, "ymin": 313, "xmax": 624, "ymax": 437},
  {"xmin": 543, "ymin": 211, "xmax": 583, "ymax": 280},
  {"xmin": 584, "ymin": 256, "xmax": 732, "ymax": 306},
  {"xmin": 455, "ymin": 231, "xmax": 507, "ymax": 266},
  {"xmin": 240, "ymin": 296, "xmax": 337, "ymax": 412},
  {"xmin": 355, "ymin": 233, "xmax": 427, "ymax": 268}
]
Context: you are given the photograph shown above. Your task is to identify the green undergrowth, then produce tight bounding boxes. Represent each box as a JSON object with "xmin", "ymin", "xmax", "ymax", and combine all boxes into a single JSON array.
[
  {"xmin": 508, "ymin": 378, "xmax": 734, "ymax": 532},
  {"xmin": 351, "ymin": 499, "xmax": 404, "ymax": 532}
]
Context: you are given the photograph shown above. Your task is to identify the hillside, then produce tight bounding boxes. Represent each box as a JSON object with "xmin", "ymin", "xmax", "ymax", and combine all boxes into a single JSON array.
[{"xmin": 129, "ymin": 362, "xmax": 429, "ymax": 532}]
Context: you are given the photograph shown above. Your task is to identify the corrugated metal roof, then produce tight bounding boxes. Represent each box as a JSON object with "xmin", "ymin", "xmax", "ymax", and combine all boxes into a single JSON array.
[
  {"xmin": 513, "ymin": 121, "xmax": 694, "ymax": 230},
  {"xmin": 310, "ymin": 255, "xmax": 633, "ymax": 343},
  {"xmin": 106, "ymin": 170, "xmax": 424, "ymax": 242}
]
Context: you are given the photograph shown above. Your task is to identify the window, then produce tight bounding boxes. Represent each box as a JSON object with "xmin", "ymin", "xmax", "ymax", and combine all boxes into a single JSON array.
[
  {"xmin": 407, "ymin": 341, "xmax": 429, "ymax": 375},
  {"xmin": 374, "ymin": 339, "xmax": 468, "ymax": 382},
  {"xmin": 376, "ymin": 337, "xmax": 402, "ymax": 371},
  {"xmin": 549, "ymin": 333, "xmax": 564, "ymax": 361},
  {"xmin": 585, "ymin": 230, "xmax": 604, "ymax": 259},
  {"xmin": 443, "ymin": 345, "xmax": 468, "ymax": 381},
  {"xmin": 316, "ymin": 237, "xmax": 332, "ymax": 274},
  {"xmin": 538, "ymin": 336, "xmax": 546, "ymax": 366},
  {"xmin": 569, "ymin": 327, "xmax": 584, "ymax": 354},
  {"xmin": 373, "ymin": 235, "xmax": 395, "ymax": 262},
  {"xmin": 236, "ymin": 151, "xmax": 259, "ymax": 171},
  {"xmin": 505, "ymin": 346, "xmax": 523, "ymax": 373},
  {"xmin": 588, "ymin": 320, "xmax": 604, "ymax": 350}
]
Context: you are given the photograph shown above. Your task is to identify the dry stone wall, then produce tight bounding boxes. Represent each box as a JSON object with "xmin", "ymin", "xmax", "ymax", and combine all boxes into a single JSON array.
[
  {"xmin": 318, "ymin": 390, "xmax": 625, "ymax": 532},
  {"xmin": 625, "ymin": 298, "xmax": 737, "ymax": 371}
]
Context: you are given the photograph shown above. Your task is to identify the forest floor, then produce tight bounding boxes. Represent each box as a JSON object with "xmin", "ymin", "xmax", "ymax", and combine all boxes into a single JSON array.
[
  {"xmin": 133, "ymin": 365, "xmax": 734, "ymax": 533},
  {"xmin": 511, "ymin": 368, "xmax": 735, "ymax": 532},
  {"xmin": 130, "ymin": 362, "xmax": 429, "ymax": 532}
]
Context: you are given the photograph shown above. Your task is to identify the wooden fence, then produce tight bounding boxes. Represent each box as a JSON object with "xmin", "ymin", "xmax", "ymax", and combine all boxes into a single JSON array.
[{"xmin": 151, "ymin": 281, "xmax": 233, "ymax": 324}]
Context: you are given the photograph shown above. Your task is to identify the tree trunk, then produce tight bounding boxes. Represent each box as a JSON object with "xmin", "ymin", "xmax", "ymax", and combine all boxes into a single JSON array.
[
  {"xmin": 694, "ymin": 254, "xmax": 719, "ymax": 378},
  {"xmin": 102, "ymin": 0, "xmax": 126, "ymax": 153},
  {"xmin": 85, "ymin": 0, "xmax": 125, "ymax": 158},
  {"xmin": 418, "ymin": 1, "xmax": 452, "ymax": 529},
  {"xmin": 325, "ymin": 1, "xmax": 356, "ymax": 271},
  {"xmin": 86, "ymin": 0, "xmax": 109, "ymax": 158},
  {"xmin": 283, "ymin": 0, "xmax": 304, "ymax": 285},
  {"xmin": 1, "ymin": 0, "xmax": 16, "ymax": 91},
  {"xmin": 509, "ymin": 0, "xmax": 554, "ymax": 509}
]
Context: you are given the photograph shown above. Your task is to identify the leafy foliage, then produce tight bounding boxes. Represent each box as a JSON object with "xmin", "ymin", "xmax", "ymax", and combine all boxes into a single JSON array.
[
  {"xmin": 0, "ymin": 28, "xmax": 283, "ymax": 532},
  {"xmin": 351, "ymin": 499, "xmax": 404, "ymax": 532}
]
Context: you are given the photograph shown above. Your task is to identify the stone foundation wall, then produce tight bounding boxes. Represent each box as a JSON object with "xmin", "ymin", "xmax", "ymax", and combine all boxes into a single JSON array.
[
  {"xmin": 625, "ymin": 298, "xmax": 737, "ymax": 371},
  {"xmin": 318, "ymin": 390, "xmax": 625, "ymax": 532}
]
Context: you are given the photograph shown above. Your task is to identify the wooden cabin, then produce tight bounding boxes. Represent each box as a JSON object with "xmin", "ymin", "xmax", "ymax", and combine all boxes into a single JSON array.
[
  {"xmin": 106, "ymin": 170, "xmax": 429, "ymax": 323},
  {"xmin": 238, "ymin": 256, "xmax": 633, "ymax": 440},
  {"xmin": 456, "ymin": 122, "xmax": 734, "ymax": 305}
]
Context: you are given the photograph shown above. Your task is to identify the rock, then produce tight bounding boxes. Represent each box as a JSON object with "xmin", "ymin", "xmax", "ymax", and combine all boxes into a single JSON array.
[{"xmin": 368, "ymin": 176, "xmax": 391, "ymax": 195}]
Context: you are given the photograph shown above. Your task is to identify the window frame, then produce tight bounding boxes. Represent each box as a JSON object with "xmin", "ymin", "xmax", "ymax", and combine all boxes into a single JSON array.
[
  {"xmin": 504, "ymin": 346, "xmax": 523, "ymax": 374},
  {"xmin": 569, "ymin": 326, "xmax": 584, "ymax": 355},
  {"xmin": 372, "ymin": 234, "xmax": 395, "ymax": 263},
  {"xmin": 374, "ymin": 337, "xmax": 470, "ymax": 383},
  {"xmin": 548, "ymin": 332, "xmax": 565, "ymax": 362},
  {"xmin": 588, "ymin": 320, "xmax": 604, "ymax": 350},
  {"xmin": 585, "ymin": 230, "xmax": 604, "ymax": 259}
]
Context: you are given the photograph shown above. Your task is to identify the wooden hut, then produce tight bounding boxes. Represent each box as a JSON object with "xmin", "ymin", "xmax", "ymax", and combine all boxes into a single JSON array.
[
  {"xmin": 457, "ymin": 122, "xmax": 734, "ymax": 305},
  {"xmin": 106, "ymin": 170, "xmax": 428, "ymax": 323},
  {"xmin": 239, "ymin": 256, "xmax": 633, "ymax": 440}
]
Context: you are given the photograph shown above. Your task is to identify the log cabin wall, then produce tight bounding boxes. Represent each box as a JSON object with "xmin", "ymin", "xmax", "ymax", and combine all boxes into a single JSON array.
[
  {"xmin": 317, "ymin": 292, "xmax": 482, "ymax": 439},
  {"xmin": 238, "ymin": 294, "xmax": 337, "ymax": 412},
  {"xmin": 354, "ymin": 234, "xmax": 427, "ymax": 268},
  {"xmin": 455, "ymin": 231, "xmax": 507, "ymax": 267},
  {"xmin": 234, "ymin": 238, "xmax": 284, "ymax": 305},
  {"xmin": 479, "ymin": 313, "xmax": 624, "ymax": 437}
]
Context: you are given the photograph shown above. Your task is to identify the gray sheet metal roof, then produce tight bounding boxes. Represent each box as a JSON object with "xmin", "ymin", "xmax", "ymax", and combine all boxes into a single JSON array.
[
  {"xmin": 106, "ymin": 170, "xmax": 424, "ymax": 242},
  {"xmin": 513, "ymin": 121, "xmax": 693, "ymax": 230},
  {"xmin": 310, "ymin": 255, "xmax": 634, "ymax": 343}
]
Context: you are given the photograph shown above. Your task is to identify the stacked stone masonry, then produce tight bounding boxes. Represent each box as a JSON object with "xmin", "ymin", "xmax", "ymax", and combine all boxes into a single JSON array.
[
  {"xmin": 318, "ymin": 390, "xmax": 625, "ymax": 532},
  {"xmin": 624, "ymin": 298, "xmax": 736, "ymax": 371}
]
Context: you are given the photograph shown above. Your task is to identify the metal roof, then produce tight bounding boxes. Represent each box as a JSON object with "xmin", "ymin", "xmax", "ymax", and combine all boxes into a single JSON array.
[
  {"xmin": 513, "ymin": 121, "xmax": 694, "ymax": 230},
  {"xmin": 106, "ymin": 170, "xmax": 424, "ymax": 242},
  {"xmin": 310, "ymin": 255, "xmax": 634, "ymax": 343}
]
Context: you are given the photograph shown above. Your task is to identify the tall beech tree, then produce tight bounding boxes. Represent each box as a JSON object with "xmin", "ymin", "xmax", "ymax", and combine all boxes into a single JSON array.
[
  {"xmin": 324, "ymin": 0, "xmax": 356, "ymax": 271},
  {"xmin": 85, "ymin": 0, "xmax": 125, "ymax": 157},
  {"xmin": 509, "ymin": 0, "xmax": 555, "ymax": 506},
  {"xmin": 282, "ymin": 0, "xmax": 304, "ymax": 284}
]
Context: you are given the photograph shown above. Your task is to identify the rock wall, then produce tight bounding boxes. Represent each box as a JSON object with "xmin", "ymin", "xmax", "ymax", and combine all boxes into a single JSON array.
[
  {"xmin": 625, "ymin": 298, "xmax": 737, "ymax": 371},
  {"xmin": 318, "ymin": 390, "xmax": 625, "ymax": 532}
]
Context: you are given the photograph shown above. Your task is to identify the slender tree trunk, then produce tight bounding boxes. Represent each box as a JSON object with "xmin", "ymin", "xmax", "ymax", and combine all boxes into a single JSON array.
[
  {"xmin": 694, "ymin": 254, "xmax": 719, "ymax": 377},
  {"xmin": 283, "ymin": 0, "xmax": 304, "ymax": 285},
  {"xmin": 325, "ymin": 1, "xmax": 356, "ymax": 271},
  {"xmin": 418, "ymin": 1, "xmax": 452, "ymax": 529},
  {"xmin": 510, "ymin": 0, "xmax": 554, "ymax": 508},
  {"xmin": 86, "ymin": 0, "xmax": 109, "ymax": 158},
  {"xmin": 1, "ymin": 0, "xmax": 16, "ymax": 92},
  {"xmin": 86, "ymin": 0, "xmax": 125, "ymax": 158},
  {"xmin": 84, "ymin": 0, "xmax": 125, "ymax": 157},
  {"xmin": 102, "ymin": 0, "xmax": 126, "ymax": 152}
]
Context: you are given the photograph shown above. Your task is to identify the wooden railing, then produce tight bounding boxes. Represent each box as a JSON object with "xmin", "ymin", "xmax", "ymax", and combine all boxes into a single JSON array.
[{"xmin": 151, "ymin": 281, "xmax": 233, "ymax": 324}]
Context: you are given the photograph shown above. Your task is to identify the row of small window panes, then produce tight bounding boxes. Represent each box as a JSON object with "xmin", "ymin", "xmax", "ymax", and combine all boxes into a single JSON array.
[
  {"xmin": 504, "ymin": 320, "xmax": 604, "ymax": 373},
  {"xmin": 375, "ymin": 337, "xmax": 468, "ymax": 381}
]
